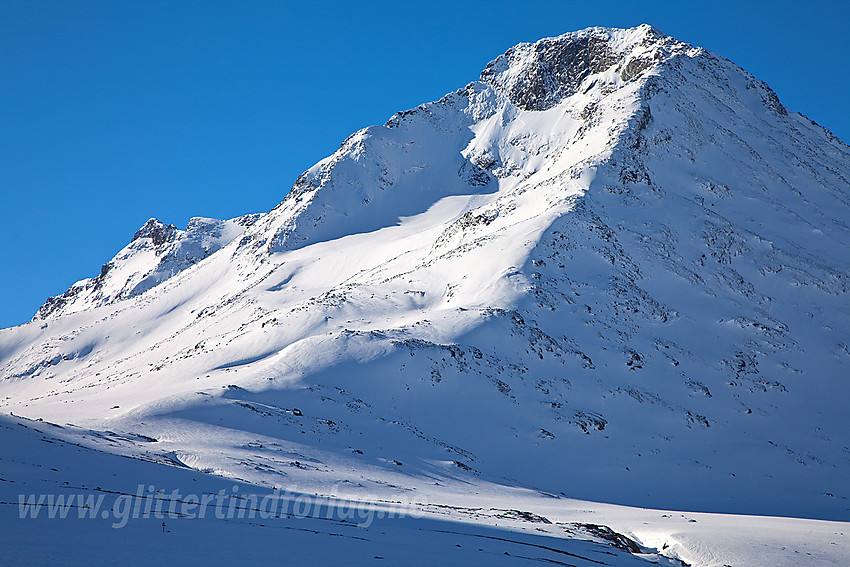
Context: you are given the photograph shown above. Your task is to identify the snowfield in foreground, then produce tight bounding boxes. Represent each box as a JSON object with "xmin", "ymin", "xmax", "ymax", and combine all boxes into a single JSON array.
[
  {"xmin": 2, "ymin": 416, "xmax": 847, "ymax": 566},
  {"xmin": 2, "ymin": 25, "xmax": 849, "ymax": 566}
]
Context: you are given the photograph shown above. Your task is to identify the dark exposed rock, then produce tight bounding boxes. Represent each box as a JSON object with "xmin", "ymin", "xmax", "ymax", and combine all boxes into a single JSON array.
[
  {"xmin": 491, "ymin": 508, "xmax": 552, "ymax": 524},
  {"xmin": 481, "ymin": 35, "xmax": 619, "ymax": 111},
  {"xmin": 480, "ymin": 27, "xmax": 667, "ymax": 112},
  {"xmin": 572, "ymin": 523, "xmax": 642, "ymax": 553},
  {"xmin": 132, "ymin": 218, "xmax": 179, "ymax": 247}
]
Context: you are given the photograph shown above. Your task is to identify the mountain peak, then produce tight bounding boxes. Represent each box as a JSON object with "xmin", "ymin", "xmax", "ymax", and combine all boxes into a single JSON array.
[
  {"xmin": 131, "ymin": 218, "xmax": 179, "ymax": 247},
  {"xmin": 33, "ymin": 214, "xmax": 260, "ymax": 320},
  {"xmin": 480, "ymin": 24, "xmax": 681, "ymax": 111},
  {"xmin": 4, "ymin": 26, "xmax": 850, "ymax": 551}
]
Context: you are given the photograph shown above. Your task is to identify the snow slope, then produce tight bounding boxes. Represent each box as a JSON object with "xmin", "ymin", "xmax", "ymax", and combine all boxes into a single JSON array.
[
  {"xmin": 2, "ymin": 414, "xmax": 845, "ymax": 567},
  {"xmin": 2, "ymin": 25, "xmax": 849, "ymax": 565}
]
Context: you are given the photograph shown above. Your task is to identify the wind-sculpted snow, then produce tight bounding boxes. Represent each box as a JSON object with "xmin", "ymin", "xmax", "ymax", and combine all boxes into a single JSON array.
[{"xmin": 2, "ymin": 24, "xmax": 850, "ymax": 566}]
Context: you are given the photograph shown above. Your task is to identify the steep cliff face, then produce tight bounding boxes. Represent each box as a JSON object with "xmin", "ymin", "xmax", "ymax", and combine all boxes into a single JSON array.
[{"xmin": 3, "ymin": 25, "xmax": 849, "ymax": 524}]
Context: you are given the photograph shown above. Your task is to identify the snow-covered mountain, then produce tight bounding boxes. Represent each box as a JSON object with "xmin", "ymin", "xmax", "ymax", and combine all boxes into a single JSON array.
[{"xmin": 2, "ymin": 25, "xmax": 849, "ymax": 566}]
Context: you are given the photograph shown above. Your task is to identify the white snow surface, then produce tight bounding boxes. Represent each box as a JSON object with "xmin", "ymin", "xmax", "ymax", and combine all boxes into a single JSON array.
[{"xmin": 2, "ymin": 25, "xmax": 849, "ymax": 566}]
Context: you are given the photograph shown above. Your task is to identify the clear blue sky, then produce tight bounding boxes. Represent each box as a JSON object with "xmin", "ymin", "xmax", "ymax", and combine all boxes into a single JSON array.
[{"xmin": 2, "ymin": 0, "xmax": 848, "ymax": 328}]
